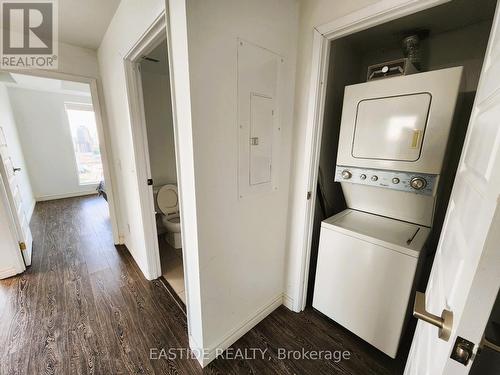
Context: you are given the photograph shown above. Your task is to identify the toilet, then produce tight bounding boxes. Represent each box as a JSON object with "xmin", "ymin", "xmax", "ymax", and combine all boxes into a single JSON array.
[{"xmin": 154, "ymin": 184, "xmax": 182, "ymax": 249}]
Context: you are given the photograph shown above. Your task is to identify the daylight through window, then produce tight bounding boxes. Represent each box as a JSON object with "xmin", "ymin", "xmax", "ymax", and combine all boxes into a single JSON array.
[{"xmin": 65, "ymin": 103, "xmax": 103, "ymax": 185}]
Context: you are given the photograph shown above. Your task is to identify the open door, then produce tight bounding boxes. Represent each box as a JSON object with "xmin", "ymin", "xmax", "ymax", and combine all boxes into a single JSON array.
[
  {"xmin": 0, "ymin": 126, "xmax": 33, "ymax": 266},
  {"xmin": 405, "ymin": 2, "xmax": 500, "ymax": 374}
]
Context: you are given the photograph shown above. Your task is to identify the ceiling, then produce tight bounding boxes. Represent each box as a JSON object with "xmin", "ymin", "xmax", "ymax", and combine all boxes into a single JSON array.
[
  {"xmin": 341, "ymin": 0, "xmax": 497, "ymax": 51},
  {"xmin": 58, "ymin": 0, "xmax": 121, "ymax": 49},
  {"xmin": 1, "ymin": 73, "xmax": 91, "ymax": 97}
]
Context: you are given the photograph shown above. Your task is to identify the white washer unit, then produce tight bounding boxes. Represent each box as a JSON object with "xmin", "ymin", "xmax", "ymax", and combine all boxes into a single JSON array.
[
  {"xmin": 313, "ymin": 67, "xmax": 463, "ymax": 358},
  {"xmin": 313, "ymin": 210, "xmax": 429, "ymax": 358}
]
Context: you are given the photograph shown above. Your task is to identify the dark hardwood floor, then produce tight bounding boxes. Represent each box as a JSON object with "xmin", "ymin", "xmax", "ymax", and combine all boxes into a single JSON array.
[{"xmin": 0, "ymin": 196, "xmax": 407, "ymax": 374}]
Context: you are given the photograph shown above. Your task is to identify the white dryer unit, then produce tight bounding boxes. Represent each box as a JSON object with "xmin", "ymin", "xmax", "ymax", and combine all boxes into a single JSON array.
[
  {"xmin": 335, "ymin": 67, "xmax": 463, "ymax": 226},
  {"xmin": 313, "ymin": 209, "xmax": 430, "ymax": 358},
  {"xmin": 337, "ymin": 67, "xmax": 463, "ymax": 173}
]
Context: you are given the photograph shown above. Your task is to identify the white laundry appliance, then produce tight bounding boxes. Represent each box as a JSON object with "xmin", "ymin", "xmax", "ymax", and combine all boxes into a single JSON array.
[{"xmin": 313, "ymin": 67, "xmax": 463, "ymax": 358}]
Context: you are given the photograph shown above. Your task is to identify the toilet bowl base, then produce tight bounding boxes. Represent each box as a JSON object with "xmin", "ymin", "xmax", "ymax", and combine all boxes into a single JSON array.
[{"xmin": 166, "ymin": 231, "xmax": 182, "ymax": 249}]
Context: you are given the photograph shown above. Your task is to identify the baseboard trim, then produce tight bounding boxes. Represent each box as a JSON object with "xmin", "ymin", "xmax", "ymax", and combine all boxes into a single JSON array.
[
  {"xmin": 189, "ymin": 334, "xmax": 205, "ymax": 368},
  {"xmin": 36, "ymin": 190, "xmax": 98, "ymax": 202},
  {"xmin": 196, "ymin": 293, "xmax": 283, "ymax": 367},
  {"xmin": 0, "ymin": 266, "xmax": 20, "ymax": 279},
  {"xmin": 118, "ymin": 234, "xmax": 126, "ymax": 244}
]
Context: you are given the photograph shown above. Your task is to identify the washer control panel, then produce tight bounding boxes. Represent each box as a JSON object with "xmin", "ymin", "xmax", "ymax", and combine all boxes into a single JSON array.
[{"xmin": 335, "ymin": 166, "xmax": 437, "ymax": 196}]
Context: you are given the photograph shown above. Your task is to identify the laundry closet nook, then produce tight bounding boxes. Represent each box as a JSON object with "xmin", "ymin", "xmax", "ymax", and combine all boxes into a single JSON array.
[{"xmin": 307, "ymin": 0, "xmax": 497, "ymax": 362}]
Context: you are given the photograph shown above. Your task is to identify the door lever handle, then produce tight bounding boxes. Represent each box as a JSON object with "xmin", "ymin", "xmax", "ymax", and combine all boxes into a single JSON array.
[
  {"xmin": 13, "ymin": 167, "xmax": 21, "ymax": 173},
  {"xmin": 413, "ymin": 291, "xmax": 453, "ymax": 341},
  {"xmin": 481, "ymin": 336, "xmax": 500, "ymax": 353}
]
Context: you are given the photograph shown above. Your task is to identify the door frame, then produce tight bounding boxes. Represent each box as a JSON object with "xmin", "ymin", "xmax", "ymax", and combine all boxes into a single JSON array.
[
  {"xmin": 293, "ymin": 0, "xmax": 454, "ymax": 312},
  {"xmin": 123, "ymin": 13, "xmax": 168, "ymax": 281},
  {"xmin": 0, "ymin": 68, "xmax": 121, "ymax": 244},
  {"xmin": 122, "ymin": 7, "xmax": 203, "ymax": 359}
]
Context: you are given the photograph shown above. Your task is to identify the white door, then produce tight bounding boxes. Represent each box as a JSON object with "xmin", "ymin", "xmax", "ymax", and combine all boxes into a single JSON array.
[
  {"xmin": 0, "ymin": 126, "xmax": 33, "ymax": 266},
  {"xmin": 405, "ymin": 2, "xmax": 500, "ymax": 374}
]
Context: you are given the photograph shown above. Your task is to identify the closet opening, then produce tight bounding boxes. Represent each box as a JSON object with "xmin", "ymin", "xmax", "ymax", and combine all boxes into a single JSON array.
[{"xmin": 306, "ymin": 0, "xmax": 496, "ymax": 366}]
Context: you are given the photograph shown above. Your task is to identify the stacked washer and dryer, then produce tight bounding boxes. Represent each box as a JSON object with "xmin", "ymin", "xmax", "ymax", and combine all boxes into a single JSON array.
[{"xmin": 312, "ymin": 67, "xmax": 463, "ymax": 358}]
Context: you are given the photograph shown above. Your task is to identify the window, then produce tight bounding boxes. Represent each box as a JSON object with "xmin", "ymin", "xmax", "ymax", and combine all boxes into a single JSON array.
[{"xmin": 65, "ymin": 103, "xmax": 103, "ymax": 185}]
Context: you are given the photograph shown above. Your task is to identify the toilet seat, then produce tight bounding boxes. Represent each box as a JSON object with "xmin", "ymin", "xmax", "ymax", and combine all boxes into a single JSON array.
[
  {"xmin": 157, "ymin": 184, "xmax": 179, "ymax": 215},
  {"xmin": 156, "ymin": 185, "xmax": 181, "ymax": 233}
]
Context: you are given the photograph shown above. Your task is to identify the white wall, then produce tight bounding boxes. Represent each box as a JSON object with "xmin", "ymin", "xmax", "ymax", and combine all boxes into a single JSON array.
[
  {"xmin": 0, "ymin": 85, "xmax": 35, "ymax": 219},
  {"xmin": 7, "ymin": 87, "xmax": 94, "ymax": 200},
  {"xmin": 180, "ymin": 0, "xmax": 298, "ymax": 363},
  {"xmin": 285, "ymin": 0, "xmax": 389, "ymax": 311},
  {"xmin": 99, "ymin": 0, "xmax": 298, "ymax": 366},
  {"xmin": 56, "ymin": 42, "xmax": 123, "ymax": 244},
  {"xmin": 55, "ymin": 42, "xmax": 102, "ymax": 79},
  {"xmin": 141, "ymin": 68, "xmax": 177, "ymax": 186},
  {"xmin": 97, "ymin": 0, "xmax": 166, "ymax": 277},
  {"xmin": 359, "ymin": 20, "xmax": 492, "ymax": 92}
]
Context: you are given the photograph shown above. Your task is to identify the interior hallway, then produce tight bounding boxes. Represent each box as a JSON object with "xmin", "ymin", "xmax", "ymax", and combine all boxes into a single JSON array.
[{"xmin": 0, "ymin": 195, "xmax": 407, "ymax": 374}]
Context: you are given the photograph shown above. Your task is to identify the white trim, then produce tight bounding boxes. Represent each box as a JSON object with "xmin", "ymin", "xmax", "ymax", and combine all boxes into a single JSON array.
[
  {"xmin": 282, "ymin": 293, "xmax": 294, "ymax": 310},
  {"xmin": 123, "ymin": 8, "xmax": 206, "ymax": 367},
  {"xmin": 0, "ymin": 69, "xmax": 122, "ymax": 245},
  {"xmin": 35, "ymin": 190, "xmax": 97, "ymax": 202},
  {"xmin": 295, "ymin": 30, "xmax": 330, "ymax": 312},
  {"xmin": 317, "ymin": 0, "xmax": 450, "ymax": 37},
  {"xmin": 123, "ymin": 13, "xmax": 167, "ymax": 281},
  {"xmin": 194, "ymin": 294, "xmax": 283, "ymax": 367},
  {"xmin": 294, "ymin": 0, "xmax": 452, "ymax": 312},
  {"xmin": 0, "ymin": 266, "xmax": 21, "ymax": 279},
  {"xmin": 88, "ymin": 77, "xmax": 121, "ymax": 245},
  {"xmin": 166, "ymin": 0, "xmax": 204, "ymax": 365},
  {"xmin": 188, "ymin": 334, "xmax": 205, "ymax": 367},
  {"xmin": 64, "ymin": 102, "xmax": 93, "ymax": 111}
]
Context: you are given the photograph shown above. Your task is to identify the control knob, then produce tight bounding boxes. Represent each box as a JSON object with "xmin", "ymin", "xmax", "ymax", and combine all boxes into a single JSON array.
[
  {"xmin": 341, "ymin": 170, "xmax": 352, "ymax": 179},
  {"xmin": 410, "ymin": 177, "xmax": 427, "ymax": 190},
  {"xmin": 371, "ymin": 175, "xmax": 378, "ymax": 181}
]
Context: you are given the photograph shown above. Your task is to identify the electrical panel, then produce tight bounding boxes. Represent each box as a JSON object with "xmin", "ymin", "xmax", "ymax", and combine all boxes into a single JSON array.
[{"xmin": 237, "ymin": 39, "xmax": 282, "ymax": 198}]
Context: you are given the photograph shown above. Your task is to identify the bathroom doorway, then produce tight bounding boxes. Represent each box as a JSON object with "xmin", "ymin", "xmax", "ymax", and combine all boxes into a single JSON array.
[
  {"xmin": 139, "ymin": 39, "xmax": 185, "ymax": 305},
  {"xmin": 123, "ymin": 14, "xmax": 186, "ymax": 309}
]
